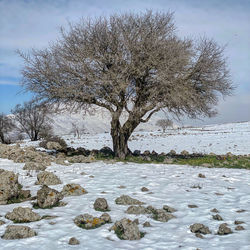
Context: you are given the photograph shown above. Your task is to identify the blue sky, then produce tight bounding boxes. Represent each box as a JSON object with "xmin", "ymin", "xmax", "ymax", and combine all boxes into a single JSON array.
[{"xmin": 0, "ymin": 0, "xmax": 249, "ymax": 124}]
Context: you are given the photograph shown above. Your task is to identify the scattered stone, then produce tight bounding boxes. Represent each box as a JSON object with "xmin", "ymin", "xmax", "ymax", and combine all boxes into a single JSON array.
[
  {"xmin": 94, "ymin": 198, "xmax": 110, "ymax": 212},
  {"xmin": 80, "ymin": 172, "xmax": 87, "ymax": 175},
  {"xmin": 212, "ymin": 214, "xmax": 223, "ymax": 221},
  {"xmin": 152, "ymin": 209, "xmax": 176, "ymax": 222},
  {"xmin": 35, "ymin": 171, "xmax": 62, "ymax": 185},
  {"xmin": 68, "ymin": 155, "xmax": 95, "ymax": 164},
  {"xmin": 198, "ymin": 173, "xmax": 206, "ymax": 178},
  {"xmin": 36, "ymin": 185, "xmax": 64, "ymax": 209},
  {"xmin": 234, "ymin": 220, "xmax": 245, "ymax": 225},
  {"xmin": 111, "ymin": 218, "xmax": 141, "ymax": 240},
  {"xmin": 61, "ymin": 184, "xmax": 87, "ymax": 196},
  {"xmin": 89, "ymin": 175, "xmax": 95, "ymax": 178},
  {"xmin": 143, "ymin": 221, "xmax": 151, "ymax": 227},
  {"xmin": 217, "ymin": 223, "xmax": 233, "ymax": 235},
  {"xmin": 215, "ymin": 192, "xmax": 224, "ymax": 196},
  {"xmin": 133, "ymin": 219, "xmax": 139, "ymax": 225},
  {"xmin": 5, "ymin": 207, "xmax": 41, "ymax": 223},
  {"xmin": 23, "ymin": 162, "xmax": 47, "ymax": 171},
  {"xmin": 1, "ymin": 225, "xmax": 37, "ymax": 239},
  {"xmin": 68, "ymin": 237, "xmax": 80, "ymax": 245},
  {"xmin": 19, "ymin": 190, "xmax": 31, "ymax": 199},
  {"xmin": 41, "ymin": 215, "xmax": 58, "ymax": 220},
  {"xmin": 115, "ymin": 195, "xmax": 144, "ymax": 205},
  {"xmin": 49, "ymin": 221, "xmax": 56, "ymax": 225},
  {"xmin": 163, "ymin": 205, "xmax": 177, "ymax": 213},
  {"xmin": 118, "ymin": 185, "xmax": 126, "ymax": 189},
  {"xmin": 125, "ymin": 205, "xmax": 152, "ymax": 214},
  {"xmin": 74, "ymin": 213, "xmax": 106, "ymax": 229},
  {"xmin": 100, "ymin": 213, "xmax": 112, "ymax": 223},
  {"xmin": 235, "ymin": 225, "xmax": 245, "ymax": 231},
  {"xmin": 188, "ymin": 204, "xmax": 198, "ymax": 208},
  {"xmin": 195, "ymin": 233, "xmax": 204, "ymax": 239},
  {"xmin": 141, "ymin": 187, "xmax": 149, "ymax": 192},
  {"xmin": 236, "ymin": 209, "xmax": 246, "ymax": 213},
  {"xmin": 211, "ymin": 208, "xmax": 219, "ymax": 213},
  {"xmin": 0, "ymin": 220, "xmax": 5, "ymax": 226},
  {"xmin": 181, "ymin": 150, "xmax": 189, "ymax": 156},
  {"xmin": 190, "ymin": 224, "xmax": 211, "ymax": 235}
]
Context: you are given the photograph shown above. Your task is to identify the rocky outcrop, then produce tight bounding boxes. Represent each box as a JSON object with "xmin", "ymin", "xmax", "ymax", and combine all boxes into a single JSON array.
[
  {"xmin": 152, "ymin": 209, "xmax": 176, "ymax": 222},
  {"xmin": 36, "ymin": 185, "xmax": 64, "ymax": 209},
  {"xmin": 23, "ymin": 162, "xmax": 47, "ymax": 171},
  {"xmin": 1, "ymin": 225, "xmax": 37, "ymax": 239},
  {"xmin": 93, "ymin": 198, "xmax": 110, "ymax": 212},
  {"xmin": 190, "ymin": 223, "xmax": 211, "ymax": 235},
  {"xmin": 125, "ymin": 205, "xmax": 152, "ymax": 214},
  {"xmin": 115, "ymin": 195, "xmax": 144, "ymax": 205},
  {"xmin": 111, "ymin": 218, "xmax": 142, "ymax": 240},
  {"xmin": 163, "ymin": 205, "xmax": 177, "ymax": 213},
  {"xmin": 61, "ymin": 184, "xmax": 87, "ymax": 196},
  {"xmin": 5, "ymin": 207, "xmax": 41, "ymax": 223},
  {"xmin": 35, "ymin": 171, "xmax": 62, "ymax": 185}
]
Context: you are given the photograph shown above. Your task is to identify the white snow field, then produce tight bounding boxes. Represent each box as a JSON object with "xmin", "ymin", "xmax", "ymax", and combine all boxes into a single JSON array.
[{"xmin": 0, "ymin": 121, "xmax": 250, "ymax": 250}]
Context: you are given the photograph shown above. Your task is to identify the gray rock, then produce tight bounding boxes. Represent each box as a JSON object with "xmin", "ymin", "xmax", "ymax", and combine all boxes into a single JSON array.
[
  {"xmin": 235, "ymin": 225, "xmax": 245, "ymax": 231},
  {"xmin": 133, "ymin": 219, "xmax": 139, "ymax": 225},
  {"xmin": 217, "ymin": 223, "xmax": 232, "ymax": 235},
  {"xmin": 0, "ymin": 220, "xmax": 5, "ymax": 226},
  {"xmin": 94, "ymin": 198, "xmax": 110, "ymax": 211},
  {"xmin": 190, "ymin": 224, "xmax": 211, "ymax": 235},
  {"xmin": 152, "ymin": 209, "xmax": 176, "ymax": 222},
  {"xmin": 188, "ymin": 204, "xmax": 198, "ymax": 208},
  {"xmin": 198, "ymin": 173, "xmax": 206, "ymax": 178},
  {"xmin": 35, "ymin": 171, "xmax": 62, "ymax": 185},
  {"xmin": 115, "ymin": 195, "xmax": 144, "ymax": 205},
  {"xmin": 23, "ymin": 162, "xmax": 47, "ymax": 171},
  {"xmin": 164, "ymin": 158, "xmax": 174, "ymax": 164},
  {"xmin": 141, "ymin": 187, "xmax": 149, "ymax": 192},
  {"xmin": 5, "ymin": 207, "xmax": 41, "ymax": 223},
  {"xmin": 61, "ymin": 184, "xmax": 87, "ymax": 196},
  {"xmin": 125, "ymin": 205, "xmax": 152, "ymax": 214},
  {"xmin": 68, "ymin": 237, "xmax": 80, "ymax": 245},
  {"xmin": 1, "ymin": 225, "xmax": 36, "ymax": 239},
  {"xmin": 74, "ymin": 213, "xmax": 105, "ymax": 229},
  {"xmin": 210, "ymin": 208, "xmax": 219, "ymax": 213},
  {"xmin": 212, "ymin": 214, "xmax": 223, "ymax": 221},
  {"xmin": 112, "ymin": 218, "xmax": 141, "ymax": 240},
  {"xmin": 143, "ymin": 221, "xmax": 151, "ymax": 227},
  {"xmin": 163, "ymin": 205, "xmax": 177, "ymax": 213},
  {"xmin": 36, "ymin": 185, "xmax": 64, "ymax": 208},
  {"xmin": 46, "ymin": 142, "xmax": 62, "ymax": 151},
  {"xmin": 234, "ymin": 220, "xmax": 245, "ymax": 225},
  {"xmin": 100, "ymin": 213, "xmax": 112, "ymax": 223}
]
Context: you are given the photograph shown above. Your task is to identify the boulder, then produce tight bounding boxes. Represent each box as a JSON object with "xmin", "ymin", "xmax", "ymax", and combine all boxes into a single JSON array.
[
  {"xmin": 5, "ymin": 207, "xmax": 41, "ymax": 223},
  {"xmin": 111, "ymin": 218, "xmax": 141, "ymax": 240},
  {"xmin": 74, "ymin": 213, "xmax": 106, "ymax": 229},
  {"xmin": 61, "ymin": 184, "xmax": 87, "ymax": 196},
  {"xmin": 23, "ymin": 162, "xmax": 47, "ymax": 171},
  {"xmin": 46, "ymin": 142, "xmax": 62, "ymax": 151},
  {"xmin": 125, "ymin": 205, "xmax": 152, "ymax": 214},
  {"xmin": 94, "ymin": 198, "xmax": 110, "ymax": 212},
  {"xmin": 1, "ymin": 225, "xmax": 36, "ymax": 240},
  {"xmin": 68, "ymin": 237, "xmax": 80, "ymax": 245},
  {"xmin": 235, "ymin": 225, "xmax": 245, "ymax": 231},
  {"xmin": 35, "ymin": 171, "xmax": 62, "ymax": 185},
  {"xmin": 190, "ymin": 223, "xmax": 211, "ymax": 235},
  {"xmin": 181, "ymin": 150, "xmax": 189, "ymax": 156},
  {"xmin": 152, "ymin": 209, "xmax": 176, "ymax": 222},
  {"xmin": 210, "ymin": 208, "xmax": 219, "ymax": 213},
  {"xmin": 115, "ymin": 195, "xmax": 144, "ymax": 205},
  {"xmin": 163, "ymin": 205, "xmax": 177, "ymax": 213},
  {"xmin": 212, "ymin": 214, "xmax": 223, "ymax": 221},
  {"xmin": 36, "ymin": 185, "xmax": 64, "ymax": 209},
  {"xmin": 0, "ymin": 169, "xmax": 20, "ymax": 205},
  {"xmin": 100, "ymin": 213, "xmax": 112, "ymax": 223},
  {"xmin": 143, "ymin": 221, "xmax": 151, "ymax": 227},
  {"xmin": 217, "ymin": 223, "xmax": 232, "ymax": 235},
  {"xmin": 141, "ymin": 187, "xmax": 149, "ymax": 192}
]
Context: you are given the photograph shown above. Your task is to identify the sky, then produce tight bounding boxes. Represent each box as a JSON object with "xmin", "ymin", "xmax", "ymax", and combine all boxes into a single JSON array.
[{"xmin": 0, "ymin": 0, "xmax": 249, "ymax": 125}]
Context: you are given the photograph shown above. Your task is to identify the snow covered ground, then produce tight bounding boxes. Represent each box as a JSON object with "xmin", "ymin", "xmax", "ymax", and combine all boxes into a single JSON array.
[{"xmin": 0, "ymin": 121, "xmax": 250, "ymax": 249}]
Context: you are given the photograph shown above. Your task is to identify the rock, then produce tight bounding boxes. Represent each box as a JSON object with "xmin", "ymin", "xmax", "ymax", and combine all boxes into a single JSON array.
[
  {"xmin": 133, "ymin": 150, "xmax": 141, "ymax": 156},
  {"xmin": 152, "ymin": 209, "xmax": 176, "ymax": 222},
  {"xmin": 181, "ymin": 150, "xmax": 189, "ymax": 156},
  {"xmin": 115, "ymin": 195, "xmax": 144, "ymax": 205},
  {"xmin": 141, "ymin": 187, "xmax": 149, "ymax": 192},
  {"xmin": 133, "ymin": 219, "xmax": 139, "ymax": 225},
  {"xmin": 143, "ymin": 221, "xmax": 151, "ymax": 227},
  {"xmin": 100, "ymin": 213, "xmax": 112, "ymax": 223},
  {"xmin": 118, "ymin": 185, "xmax": 126, "ymax": 189},
  {"xmin": 188, "ymin": 204, "xmax": 198, "ymax": 208},
  {"xmin": 99, "ymin": 147, "xmax": 114, "ymax": 157},
  {"xmin": 195, "ymin": 233, "xmax": 204, "ymax": 239},
  {"xmin": 94, "ymin": 198, "xmax": 110, "ymax": 212},
  {"xmin": 36, "ymin": 185, "xmax": 64, "ymax": 209},
  {"xmin": 61, "ymin": 184, "xmax": 87, "ymax": 196},
  {"xmin": 190, "ymin": 224, "xmax": 211, "ymax": 235},
  {"xmin": 0, "ymin": 169, "xmax": 20, "ymax": 205},
  {"xmin": 19, "ymin": 189, "xmax": 31, "ymax": 199},
  {"xmin": 74, "ymin": 213, "xmax": 106, "ymax": 229},
  {"xmin": 235, "ymin": 225, "xmax": 245, "ymax": 231},
  {"xmin": 1, "ymin": 225, "xmax": 37, "ymax": 239},
  {"xmin": 125, "ymin": 205, "xmax": 152, "ymax": 214},
  {"xmin": 35, "ymin": 171, "xmax": 62, "ymax": 185},
  {"xmin": 163, "ymin": 158, "xmax": 174, "ymax": 164},
  {"xmin": 234, "ymin": 220, "xmax": 244, "ymax": 225},
  {"xmin": 236, "ymin": 209, "xmax": 246, "ymax": 213},
  {"xmin": 143, "ymin": 150, "xmax": 151, "ymax": 156},
  {"xmin": 198, "ymin": 173, "xmax": 206, "ymax": 178},
  {"xmin": 201, "ymin": 163, "xmax": 212, "ymax": 168},
  {"xmin": 68, "ymin": 155, "xmax": 95, "ymax": 163},
  {"xmin": 111, "ymin": 218, "xmax": 141, "ymax": 240},
  {"xmin": 217, "ymin": 223, "xmax": 233, "ymax": 235},
  {"xmin": 0, "ymin": 220, "xmax": 5, "ymax": 226},
  {"xmin": 68, "ymin": 237, "xmax": 80, "ymax": 245},
  {"xmin": 5, "ymin": 207, "xmax": 41, "ymax": 223},
  {"xmin": 212, "ymin": 214, "xmax": 223, "ymax": 221},
  {"xmin": 46, "ymin": 142, "xmax": 62, "ymax": 151},
  {"xmin": 146, "ymin": 205, "xmax": 157, "ymax": 213},
  {"xmin": 23, "ymin": 162, "xmax": 47, "ymax": 171},
  {"xmin": 211, "ymin": 208, "xmax": 219, "ymax": 213},
  {"xmin": 163, "ymin": 205, "xmax": 177, "ymax": 213},
  {"xmin": 169, "ymin": 150, "xmax": 176, "ymax": 155}
]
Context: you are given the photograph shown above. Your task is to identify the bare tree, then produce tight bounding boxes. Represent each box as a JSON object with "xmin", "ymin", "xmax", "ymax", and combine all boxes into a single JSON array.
[
  {"xmin": 11, "ymin": 100, "xmax": 52, "ymax": 141},
  {"xmin": 70, "ymin": 122, "xmax": 85, "ymax": 139},
  {"xmin": 0, "ymin": 113, "xmax": 16, "ymax": 144},
  {"xmin": 156, "ymin": 119, "xmax": 173, "ymax": 133},
  {"xmin": 18, "ymin": 11, "xmax": 233, "ymax": 158}
]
